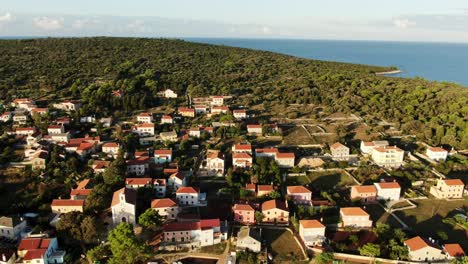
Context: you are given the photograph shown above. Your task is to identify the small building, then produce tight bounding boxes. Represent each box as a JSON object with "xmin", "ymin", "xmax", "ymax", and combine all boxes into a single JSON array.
[
  {"xmin": 102, "ymin": 142, "xmax": 120, "ymax": 158},
  {"xmin": 444, "ymin": 243, "xmax": 465, "ymax": 260},
  {"xmin": 404, "ymin": 236, "xmax": 445, "ymax": 262},
  {"xmin": 178, "ymin": 107, "xmax": 195, "ymax": 117},
  {"xmin": 257, "ymin": 185, "xmax": 274, "ymax": 197},
  {"xmin": 360, "ymin": 140, "xmax": 389, "ymax": 155},
  {"xmin": 14, "ymin": 127, "xmax": 36, "ymax": 136},
  {"xmin": 92, "ymin": 160, "xmax": 110, "ymax": 174},
  {"xmin": 162, "ymin": 219, "xmax": 225, "ymax": 248},
  {"xmin": 0, "ymin": 216, "xmax": 27, "ymax": 240},
  {"xmin": 371, "ymin": 146, "xmax": 404, "ymax": 168},
  {"xmin": 111, "ymin": 188, "xmax": 137, "ymax": 225},
  {"xmin": 153, "ymin": 178, "xmax": 167, "ymax": 198},
  {"xmin": 160, "ymin": 131, "xmax": 178, "ymax": 142},
  {"xmin": 211, "ymin": 96, "xmax": 224, "ymax": 106},
  {"xmin": 168, "ymin": 172, "xmax": 187, "ymax": 192},
  {"xmin": 126, "ymin": 157, "xmax": 149, "ymax": 176},
  {"xmin": 31, "ymin": 151, "xmax": 48, "ymax": 170},
  {"xmin": 53, "ymin": 100, "xmax": 81, "ymax": 111},
  {"xmin": 133, "ymin": 123, "xmax": 155, "ymax": 136},
  {"xmin": 350, "ymin": 185, "xmax": 377, "ymax": 203},
  {"xmin": 261, "ymin": 199, "xmax": 289, "ymax": 224},
  {"xmin": 340, "ymin": 207, "xmax": 372, "ymax": 228},
  {"xmin": 125, "ymin": 178, "xmax": 153, "ymax": 189},
  {"xmin": 194, "ymin": 105, "xmax": 207, "ymax": 115},
  {"xmin": 137, "ymin": 112, "xmax": 153, "ymax": 123},
  {"xmin": 232, "ymin": 143, "xmax": 252, "ymax": 154},
  {"xmin": 275, "ymin": 152, "xmax": 295, "ymax": 168},
  {"xmin": 211, "ymin": 106, "xmax": 229, "ymax": 115},
  {"xmin": 247, "ymin": 124, "xmax": 262, "ymax": 135},
  {"xmin": 0, "ymin": 112, "xmax": 12, "ymax": 122},
  {"xmin": 47, "ymin": 125, "xmax": 65, "ymax": 134},
  {"xmin": 299, "ymin": 220, "xmax": 326, "ymax": 247},
  {"xmin": 232, "ymin": 153, "xmax": 253, "ymax": 168},
  {"xmin": 236, "ymin": 226, "xmax": 261, "ymax": 253},
  {"xmin": 163, "ymin": 89, "xmax": 178, "ymax": 98},
  {"xmin": 160, "ymin": 115, "xmax": 173, "ymax": 125},
  {"xmin": 31, "ymin": 108, "xmax": 49, "ymax": 116},
  {"xmin": 176, "ymin": 187, "xmax": 201, "ymax": 206},
  {"xmin": 189, "ymin": 128, "xmax": 201, "ymax": 138},
  {"xmin": 430, "ymin": 179, "xmax": 465, "ymax": 199},
  {"xmin": 233, "ymin": 109, "xmax": 247, "ymax": 120},
  {"xmin": 205, "ymin": 150, "xmax": 225, "ymax": 176},
  {"xmin": 51, "ymin": 199, "xmax": 84, "ymax": 214},
  {"xmin": 287, "ymin": 186, "xmax": 312, "ymax": 205},
  {"xmin": 374, "ymin": 182, "xmax": 401, "ymax": 201},
  {"xmin": 154, "ymin": 149, "xmax": 172, "ymax": 164},
  {"xmin": 330, "ymin": 142, "xmax": 350, "ymax": 161},
  {"xmin": 426, "ymin": 147, "xmax": 448, "ymax": 162},
  {"xmin": 232, "ymin": 204, "xmax": 256, "ymax": 224},
  {"xmin": 151, "ymin": 198, "xmax": 179, "ymax": 220},
  {"xmin": 17, "ymin": 237, "xmax": 65, "ymax": 264}
]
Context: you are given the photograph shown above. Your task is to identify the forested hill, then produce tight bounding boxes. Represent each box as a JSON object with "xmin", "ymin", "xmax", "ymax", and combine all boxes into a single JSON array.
[{"xmin": 0, "ymin": 37, "xmax": 467, "ymax": 148}]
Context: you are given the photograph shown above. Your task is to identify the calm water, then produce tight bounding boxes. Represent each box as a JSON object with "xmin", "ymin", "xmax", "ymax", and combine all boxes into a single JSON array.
[{"xmin": 186, "ymin": 38, "xmax": 468, "ymax": 86}]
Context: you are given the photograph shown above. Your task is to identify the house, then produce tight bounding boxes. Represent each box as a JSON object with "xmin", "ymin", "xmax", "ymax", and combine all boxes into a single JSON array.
[
  {"xmin": 232, "ymin": 144, "xmax": 252, "ymax": 154},
  {"xmin": 232, "ymin": 153, "xmax": 253, "ymax": 168},
  {"xmin": 233, "ymin": 204, "xmax": 256, "ymax": 224},
  {"xmin": 70, "ymin": 179, "xmax": 93, "ymax": 200},
  {"xmin": 26, "ymin": 131, "xmax": 42, "ymax": 147},
  {"xmin": 154, "ymin": 149, "xmax": 172, "ymax": 164},
  {"xmin": 430, "ymin": 179, "xmax": 465, "ymax": 199},
  {"xmin": 211, "ymin": 106, "xmax": 229, "ymax": 115},
  {"xmin": 426, "ymin": 147, "xmax": 448, "ymax": 162},
  {"xmin": 350, "ymin": 185, "xmax": 377, "ymax": 203},
  {"xmin": 153, "ymin": 178, "xmax": 167, "ymax": 198},
  {"xmin": 176, "ymin": 187, "xmax": 201, "ymax": 206},
  {"xmin": 299, "ymin": 220, "xmax": 326, "ymax": 247},
  {"xmin": 205, "ymin": 150, "xmax": 225, "ymax": 176},
  {"xmin": 194, "ymin": 105, "xmax": 207, "ymax": 115},
  {"xmin": 65, "ymin": 137, "xmax": 100, "ymax": 158},
  {"xmin": 404, "ymin": 236, "xmax": 445, "ymax": 262},
  {"xmin": 31, "ymin": 108, "xmax": 48, "ymax": 116},
  {"xmin": 374, "ymin": 182, "xmax": 401, "ymax": 201},
  {"xmin": 178, "ymin": 107, "xmax": 195, "ymax": 117},
  {"xmin": 11, "ymin": 98, "xmax": 35, "ymax": 109},
  {"xmin": 255, "ymin": 148, "xmax": 278, "ymax": 158},
  {"xmin": 371, "ymin": 146, "xmax": 404, "ymax": 168},
  {"xmin": 0, "ymin": 216, "xmax": 27, "ymax": 240},
  {"xmin": 189, "ymin": 128, "xmax": 201, "ymax": 138},
  {"xmin": 137, "ymin": 112, "xmax": 153, "ymax": 123},
  {"xmin": 51, "ymin": 199, "xmax": 84, "ymax": 214},
  {"xmin": 340, "ymin": 207, "xmax": 373, "ymax": 228},
  {"xmin": 102, "ymin": 142, "xmax": 120, "ymax": 158},
  {"xmin": 53, "ymin": 100, "xmax": 81, "ymax": 111},
  {"xmin": 49, "ymin": 133, "xmax": 70, "ymax": 144},
  {"xmin": 160, "ymin": 131, "xmax": 178, "ymax": 142},
  {"xmin": 168, "ymin": 172, "xmax": 187, "ymax": 192},
  {"xmin": 160, "ymin": 115, "xmax": 173, "ymax": 125},
  {"xmin": 133, "ymin": 123, "xmax": 155, "ymax": 136},
  {"xmin": 125, "ymin": 178, "xmax": 153, "ymax": 189},
  {"xmin": 47, "ymin": 125, "xmax": 64, "ymax": 135},
  {"xmin": 236, "ymin": 226, "xmax": 261, "ymax": 253},
  {"xmin": 15, "ymin": 127, "xmax": 36, "ymax": 136},
  {"xmin": 151, "ymin": 198, "xmax": 179, "ymax": 220},
  {"xmin": 31, "ymin": 151, "xmax": 48, "ymax": 170},
  {"xmin": 163, "ymin": 89, "xmax": 178, "ymax": 98},
  {"xmin": 444, "ymin": 243, "xmax": 465, "ymax": 260},
  {"xmin": 162, "ymin": 219, "xmax": 225, "ymax": 248},
  {"xmin": 17, "ymin": 237, "xmax": 65, "ymax": 264},
  {"xmin": 275, "ymin": 153, "xmax": 295, "ymax": 168},
  {"xmin": 245, "ymin": 184, "xmax": 256, "ymax": 194},
  {"xmin": 330, "ymin": 142, "xmax": 350, "ymax": 161},
  {"xmin": 261, "ymin": 199, "xmax": 289, "ymax": 224},
  {"xmin": 111, "ymin": 188, "xmax": 137, "ymax": 225},
  {"xmin": 233, "ymin": 109, "xmax": 247, "ymax": 120},
  {"xmin": 126, "ymin": 157, "xmax": 149, "ymax": 176},
  {"xmin": 91, "ymin": 160, "xmax": 110, "ymax": 174},
  {"xmin": 99, "ymin": 117, "xmax": 113, "ymax": 127},
  {"xmin": 360, "ymin": 140, "xmax": 389, "ymax": 155},
  {"xmin": 257, "ymin": 185, "xmax": 274, "ymax": 197},
  {"xmin": 287, "ymin": 186, "xmax": 312, "ymax": 205},
  {"xmin": 247, "ymin": 124, "xmax": 262, "ymax": 135},
  {"xmin": 210, "ymin": 96, "xmax": 224, "ymax": 106},
  {"xmin": 0, "ymin": 112, "xmax": 12, "ymax": 122}
]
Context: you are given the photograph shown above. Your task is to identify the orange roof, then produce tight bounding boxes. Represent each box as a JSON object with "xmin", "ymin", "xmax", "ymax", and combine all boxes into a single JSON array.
[
  {"xmin": 48, "ymin": 125, "xmax": 63, "ymax": 129},
  {"xmin": 170, "ymin": 171, "xmax": 185, "ymax": 180},
  {"xmin": 247, "ymin": 124, "xmax": 262, "ymax": 129},
  {"xmin": 262, "ymin": 199, "xmax": 288, "ymax": 212},
  {"xmin": 233, "ymin": 109, "xmax": 246, "ymax": 113},
  {"xmin": 103, "ymin": 142, "xmax": 119, "ymax": 148},
  {"xmin": 256, "ymin": 148, "xmax": 278, "ymax": 154},
  {"xmin": 77, "ymin": 142, "xmax": 94, "ymax": 151},
  {"xmin": 287, "ymin": 186, "xmax": 311, "ymax": 194},
  {"xmin": 300, "ymin": 219, "xmax": 325, "ymax": 229},
  {"xmin": 155, "ymin": 149, "xmax": 172, "ymax": 155},
  {"xmin": 340, "ymin": 207, "xmax": 369, "ymax": 217},
  {"xmin": 428, "ymin": 147, "xmax": 447, "ymax": 153},
  {"xmin": 331, "ymin": 142, "xmax": 347, "ymax": 150},
  {"xmin": 376, "ymin": 182, "xmax": 401, "ymax": 189},
  {"xmin": 70, "ymin": 189, "xmax": 92, "ymax": 197},
  {"xmin": 245, "ymin": 183, "xmax": 255, "ymax": 190},
  {"xmin": 233, "ymin": 204, "xmax": 255, "ymax": 211},
  {"xmin": 178, "ymin": 107, "xmax": 194, "ymax": 112},
  {"xmin": 233, "ymin": 144, "xmax": 252, "ymax": 151},
  {"xmin": 374, "ymin": 146, "xmax": 403, "ymax": 152},
  {"xmin": 162, "ymin": 115, "xmax": 172, "ymax": 119},
  {"xmin": 362, "ymin": 141, "xmax": 375, "ymax": 146},
  {"xmin": 176, "ymin": 186, "xmax": 199, "ymax": 194},
  {"xmin": 233, "ymin": 152, "xmax": 252, "ymax": 159},
  {"xmin": 76, "ymin": 179, "xmax": 91, "ymax": 189},
  {"xmin": 111, "ymin": 188, "xmax": 137, "ymax": 207},
  {"xmin": 258, "ymin": 185, "xmax": 274, "ymax": 192},
  {"xmin": 23, "ymin": 249, "xmax": 47, "ymax": 260},
  {"xmin": 136, "ymin": 123, "xmax": 154, "ymax": 128},
  {"xmin": 444, "ymin": 243, "xmax": 465, "ymax": 257},
  {"xmin": 125, "ymin": 178, "xmax": 152, "ymax": 185},
  {"xmin": 444, "ymin": 179, "xmax": 464, "ymax": 186},
  {"xmin": 207, "ymin": 151, "xmax": 224, "ymax": 160},
  {"xmin": 138, "ymin": 112, "xmax": 151, "ymax": 116},
  {"xmin": 404, "ymin": 236, "xmax": 430, "ymax": 251},
  {"xmin": 151, "ymin": 198, "xmax": 177, "ymax": 208},
  {"xmin": 18, "ymin": 238, "xmax": 52, "ymax": 251},
  {"xmin": 51, "ymin": 199, "xmax": 84, "ymax": 207},
  {"xmin": 352, "ymin": 185, "xmax": 377, "ymax": 193},
  {"xmin": 276, "ymin": 152, "xmax": 295, "ymax": 159}
]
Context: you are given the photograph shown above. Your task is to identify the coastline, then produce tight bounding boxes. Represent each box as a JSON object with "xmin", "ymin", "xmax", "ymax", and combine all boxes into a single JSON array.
[{"xmin": 375, "ymin": 70, "xmax": 402, "ymax": 75}]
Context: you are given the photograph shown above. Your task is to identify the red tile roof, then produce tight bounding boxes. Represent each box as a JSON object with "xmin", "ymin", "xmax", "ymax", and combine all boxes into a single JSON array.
[
  {"xmin": 428, "ymin": 147, "xmax": 447, "ymax": 153},
  {"xmin": 23, "ymin": 249, "xmax": 47, "ymax": 260},
  {"xmin": 233, "ymin": 144, "xmax": 252, "ymax": 151},
  {"xmin": 51, "ymin": 199, "xmax": 84, "ymax": 207},
  {"xmin": 258, "ymin": 185, "xmax": 274, "ymax": 192},
  {"xmin": 444, "ymin": 243, "xmax": 465, "ymax": 257},
  {"xmin": 18, "ymin": 238, "xmax": 52, "ymax": 251},
  {"xmin": 164, "ymin": 221, "xmax": 200, "ymax": 232},
  {"xmin": 233, "ymin": 153, "xmax": 252, "ymax": 159},
  {"xmin": 103, "ymin": 142, "xmax": 119, "ymax": 148},
  {"xmin": 340, "ymin": 207, "xmax": 369, "ymax": 217},
  {"xmin": 287, "ymin": 186, "xmax": 312, "ymax": 194},
  {"xmin": 352, "ymin": 185, "xmax": 377, "ymax": 193},
  {"xmin": 404, "ymin": 236, "xmax": 430, "ymax": 251},
  {"xmin": 444, "ymin": 179, "xmax": 464, "ymax": 186},
  {"xmin": 247, "ymin": 124, "xmax": 262, "ymax": 129},
  {"xmin": 276, "ymin": 152, "xmax": 295, "ymax": 159},
  {"xmin": 155, "ymin": 149, "xmax": 172, "ymax": 155},
  {"xmin": 376, "ymin": 182, "xmax": 401, "ymax": 189},
  {"xmin": 233, "ymin": 204, "xmax": 255, "ymax": 211},
  {"xmin": 200, "ymin": 219, "xmax": 220, "ymax": 229},
  {"xmin": 300, "ymin": 219, "xmax": 325, "ymax": 229},
  {"xmin": 262, "ymin": 199, "xmax": 288, "ymax": 212},
  {"xmin": 151, "ymin": 198, "xmax": 177, "ymax": 208},
  {"xmin": 70, "ymin": 189, "xmax": 92, "ymax": 197},
  {"xmin": 176, "ymin": 186, "xmax": 198, "ymax": 194},
  {"xmin": 125, "ymin": 178, "xmax": 152, "ymax": 185},
  {"xmin": 331, "ymin": 142, "xmax": 347, "ymax": 149}
]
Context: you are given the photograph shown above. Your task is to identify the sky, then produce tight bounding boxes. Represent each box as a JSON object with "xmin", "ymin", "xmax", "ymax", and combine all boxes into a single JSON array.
[{"xmin": 0, "ymin": 0, "xmax": 467, "ymax": 42}]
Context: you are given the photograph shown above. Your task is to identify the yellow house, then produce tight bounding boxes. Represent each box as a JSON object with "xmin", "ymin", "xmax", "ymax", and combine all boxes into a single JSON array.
[
  {"xmin": 430, "ymin": 179, "xmax": 464, "ymax": 199},
  {"xmin": 51, "ymin": 199, "xmax": 84, "ymax": 214},
  {"xmin": 261, "ymin": 199, "xmax": 289, "ymax": 224}
]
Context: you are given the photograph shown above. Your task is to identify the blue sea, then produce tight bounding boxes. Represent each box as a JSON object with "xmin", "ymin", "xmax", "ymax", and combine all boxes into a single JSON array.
[{"xmin": 186, "ymin": 38, "xmax": 468, "ymax": 87}]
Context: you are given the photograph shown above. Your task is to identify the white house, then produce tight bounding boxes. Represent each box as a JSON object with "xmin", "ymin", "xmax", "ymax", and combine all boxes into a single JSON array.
[
  {"xmin": 299, "ymin": 220, "xmax": 326, "ymax": 247},
  {"xmin": 371, "ymin": 146, "xmax": 404, "ymax": 168},
  {"xmin": 0, "ymin": 216, "xmax": 27, "ymax": 240},
  {"xmin": 0, "ymin": 112, "xmax": 12, "ymax": 122},
  {"xmin": 133, "ymin": 123, "xmax": 155, "ymax": 136},
  {"xmin": 189, "ymin": 128, "xmax": 201, "ymax": 138},
  {"xmin": 47, "ymin": 125, "xmax": 65, "ymax": 134},
  {"xmin": 126, "ymin": 157, "xmax": 149, "ymax": 176},
  {"xmin": 205, "ymin": 150, "xmax": 225, "ymax": 176},
  {"xmin": 153, "ymin": 178, "xmax": 167, "ymax": 198},
  {"xmin": 233, "ymin": 109, "xmax": 247, "ymax": 120},
  {"xmin": 176, "ymin": 187, "xmax": 201, "ymax": 206},
  {"xmin": 236, "ymin": 226, "xmax": 261, "ymax": 253},
  {"xmin": 53, "ymin": 100, "xmax": 81, "ymax": 112},
  {"xmin": 275, "ymin": 153, "xmax": 295, "ymax": 168},
  {"xmin": 286, "ymin": 186, "xmax": 312, "ymax": 205},
  {"xmin": 330, "ymin": 142, "xmax": 350, "ymax": 161},
  {"xmin": 151, "ymin": 198, "xmax": 179, "ymax": 220},
  {"xmin": 210, "ymin": 96, "xmax": 224, "ymax": 106},
  {"xmin": 137, "ymin": 112, "xmax": 153, "ymax": 123},
  {"xmin": 232, "ymin": 143, "xmax": 252, "ymax": 154},
  {"xmin": 102, "ymin": 142, "xmax": 120, "ymax": 158},
  {"xmin": 160, "ymin": 115, "xmax": 173, "ymax": 125},
  {"xmin": 360, "ymin": 140, "xmax": 389, "ymax": 155},
  {"xmin": 194, "ymin": 105, "xmax": 207, "ymax": 115},
  {"xmin": 163, "ymin": 89, "xmax": 178, "ymax": 98},
  {"xmin": 154, "ymin": 149, "xmax": 172, "ymax": 164},
  {"xmin": 160, "ymin": 131, "xmax": 178, "ymax": 142},
  {"xmin": 374, "ymin": 182, "xmax": 401, "ymax": 201},
  {"xmin": 340, "ymin": 207, "xmax": 373, "ymax": 228},
  {"xmin": 426, "ymin": 147, "xmax": 448, "ymax": 162},
  {"xmin": 168, "ymin": 172, "xmax": 187, "ymax": 192},
  {"xmin": 247, "ymin": 124, "xmax": 262, "ymax": 134},
  {"xmin": 125, "ymin": 178, "xmax": 153, "ymax": 189},
  {"xmin": 430, "ymin": 179, "xmax": 465, "ymax": 199},
  {"xmin": 232, "ymin": 153, "xmax": 253, "ymax": 168},
  {"xmin": 17, "ymin": 237, "xmax": 65, "ymax": 264},
  {"xmin": 404, "ymin": 236, "xmax": 446, "ymax": 262},
  {"xmin": 13, "ymin": 113, "xmax": 28, "ymax": 124},
  {"xmin": 111, "ymin": 188, "xmax": 137, "ymax": 225}
]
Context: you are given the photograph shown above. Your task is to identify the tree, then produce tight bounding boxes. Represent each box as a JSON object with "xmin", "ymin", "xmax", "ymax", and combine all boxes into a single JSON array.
[
  {"xmin": 359, "ymin": 243, "xmax": 380, "ymax": 258},
  {"xmin": 436, "ymin": 230, "xmax": 448, "ymax": 241},
  {"xmin": 314, "ymin": 252, "xmax": 334, "ymax": 264},
  {"xmin": 108, "ymin": 222, "xmax": 148, "ymax": 264},
  {"xmin": 255, "ymin": 211, "xmax": 264, "ymax": 224},
  {"xmin": 87, "ymin": 244, "xmax": 111, "ymax": 264},
  {"xmin": 269, "ymin": 190, "xmax": 281, "ymax": 199},
  {"xmin": 103, "ymin": 154, "xmax": 125, "ymax": 186},
  {"xmin": 85, "ymin": 183, "xmax": 112, "ymax": 213},
  {"xmin": 138, "ymin": 208, "xmax": 163, "ymax": 230},
  {"xmin": 56, "ymin": 212, "xmax": 102, "ymax": 251}
]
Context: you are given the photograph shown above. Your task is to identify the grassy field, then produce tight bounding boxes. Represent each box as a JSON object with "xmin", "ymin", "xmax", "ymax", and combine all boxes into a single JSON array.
[
  {"xmin": 199, "ymin": 241, "xmax": 227, "ymax": 255},
  {"xmin": 282, "ymin": 126, "xmax": 316, "ymax": 145},
  {"xmin": 286, "ymin": 170, "xmax": 355, "ymax": 190},
  {"xmin": 395, "ymin": 199, "xmax": 468, "ymax": 250},
  {"xmin": 262, "ymin": 229, "xmax": 305, "ymax": 263}
]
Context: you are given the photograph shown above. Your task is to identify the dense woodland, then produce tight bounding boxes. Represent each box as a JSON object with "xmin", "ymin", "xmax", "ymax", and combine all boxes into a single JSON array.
[{"xmin": 0, "ymin": 37, "xmax": 467, "ymax": 148}]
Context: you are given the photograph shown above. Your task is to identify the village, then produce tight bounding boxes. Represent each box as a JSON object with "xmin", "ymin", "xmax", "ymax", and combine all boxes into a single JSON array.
[{"xmin": 0, "ymin": 89, "xmax": 466, "ymax": 264}]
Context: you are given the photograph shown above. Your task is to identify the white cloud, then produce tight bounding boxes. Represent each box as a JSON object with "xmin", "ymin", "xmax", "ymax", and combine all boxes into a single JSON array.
[
  {"xmin": 393, "ymin": 18, "xmax": 416, "ymax": 29},
  {"xmin": 33, "ymin": 16, "xmax": 64, "ymax": 31},
  {"xmin": 262, "ymin": 26, "xmax": 272, "ymax": 34},
  {"xmin": 126, "ymin": 20, "xmax": 150, "ymax": 33},
  {"xmin": 0, "ymin": 12, "xmax": 13, "ymax": 23}
]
